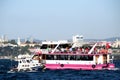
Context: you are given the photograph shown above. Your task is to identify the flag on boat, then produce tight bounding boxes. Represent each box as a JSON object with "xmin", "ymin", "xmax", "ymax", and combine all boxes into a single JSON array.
[{"xmin": 106, "ymin": 43, "xmax": 111, "ymax": 49}]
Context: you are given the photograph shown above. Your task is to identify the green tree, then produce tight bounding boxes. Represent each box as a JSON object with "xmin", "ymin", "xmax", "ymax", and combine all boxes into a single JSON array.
[
  {"xmin": 9, "ymin": 40, "xmax": 17, "ymax": 45},
  {"xmin": 26, "ymin": 40, "xmax": 31, "ymax": 44}
]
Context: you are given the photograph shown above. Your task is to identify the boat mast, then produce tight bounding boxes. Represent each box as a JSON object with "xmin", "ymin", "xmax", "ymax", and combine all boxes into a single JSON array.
[
  {"xmin": 51, "ymin": 42, "xmax": 60, "ymax": 53},
  {"xmin": 88, "ymin": 43, "xmax": 97, "ymax": 54}
]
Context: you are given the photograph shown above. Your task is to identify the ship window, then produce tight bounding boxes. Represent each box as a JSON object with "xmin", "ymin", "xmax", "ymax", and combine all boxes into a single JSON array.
[
  {"xmin": 76, "ymin": 37, "xmax": 80, "ymax": 39},
  {"xmin": 46, "ymin": 55, "xmax": 69, "ymax": 60},
  {"xmin": 26, "ymin": 60, "xmax": 30, "ymax": 63},
  {"xmin": 76, "ymin": 56, "xmax": 81, "ymax": 60},
  {"xmin": 46, "ymin": 55, "xmax": 51, "ymax": 60},
  {"xmin": 40, "ymin": 44, "xmax": 48, "ymax": 49},
  {"xmin": 59, "ymin": 55, "xmax": 65, "ymax": 60},
  {"xmin": 46, "ymin": 55, "xmax": 54, "ymax": 60},
  {"xmin": 42, "ymin": 54, "xmax": 46, "ymax": 59},
  {"xmin": 54, "ymin": 55, "xmax": 57, "ymax": 60},
  {"xmin": 22, "ymin": 60, "xmax": 26, "ymax": 63},
  {"xmin": 19, "ymin": 61, "xmax": 22, "ymax": 63},
  {"xmin": 70, "ymin": 55, "xmax": 73, "ymax": 60},
  {"xmin": 56, "ymin": 55, "xmax": 60, "ymax": 60},
  {"xmin": 80, "ymin": 55, "xmax": 93, "ymax": 61},
  {"xmin": 46, "ymin": 55, "xmax": 77, "ymax": 60},
  {"xmin": 45, "ymin": 55, "xmax": 93, "ymax": 61},
  {"xmin": 30, "ymin": 59, "xmax": 32, "ymax": 62},
  {"xmin": 64, "ymin": 55, "xmax": 68, "ymax": 60}
]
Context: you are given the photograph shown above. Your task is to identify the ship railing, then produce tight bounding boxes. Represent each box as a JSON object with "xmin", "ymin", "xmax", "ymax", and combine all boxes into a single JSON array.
[{"xmin": 46, "ymin": 50, "xmax": 111, "ymax": 55}]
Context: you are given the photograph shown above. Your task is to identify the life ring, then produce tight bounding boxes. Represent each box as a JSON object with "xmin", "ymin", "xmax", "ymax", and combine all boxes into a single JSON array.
[
  {"xmin": 92, "ymin": 65, "xmax": 96, "ymax": 69},
  {"xmin": 60, "ymin": 64, "xmax": 64, "ymax": 67}
]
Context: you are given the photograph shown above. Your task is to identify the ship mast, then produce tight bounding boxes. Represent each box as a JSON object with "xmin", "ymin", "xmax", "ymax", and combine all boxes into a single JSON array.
[{"xmin": 88, "ymin": 43, "xmax": 97, "ymax": 54}]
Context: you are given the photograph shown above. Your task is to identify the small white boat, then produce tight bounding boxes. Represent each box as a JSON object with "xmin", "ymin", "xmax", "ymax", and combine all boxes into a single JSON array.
[{"xmin": 10, "ymin": 54, "xmax": 43, "ymax": 72}]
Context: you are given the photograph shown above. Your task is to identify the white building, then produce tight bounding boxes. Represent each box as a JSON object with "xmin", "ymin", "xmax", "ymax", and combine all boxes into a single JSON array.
[
  {"xmin": 112, "ymin": 39, "xmax": 120, "ymax": 48},
  {"xmin": 17, "ymin": 37, "xmax": 21, "ymax": 46},
  {"xmin": 72, "ymin": 35, "xmax": 84, "ymax": 47}
]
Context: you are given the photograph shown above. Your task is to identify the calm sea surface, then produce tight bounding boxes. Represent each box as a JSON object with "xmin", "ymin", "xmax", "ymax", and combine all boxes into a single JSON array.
[{"xmin": 0, "ymin": 59, "xmax": 120, "ymax": 80}]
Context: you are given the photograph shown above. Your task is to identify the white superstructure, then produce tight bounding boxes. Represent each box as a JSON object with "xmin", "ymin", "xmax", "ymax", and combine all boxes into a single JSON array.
[{"xmin": 17, "ymin": 54, "xmax": 42, "ymax": 71}]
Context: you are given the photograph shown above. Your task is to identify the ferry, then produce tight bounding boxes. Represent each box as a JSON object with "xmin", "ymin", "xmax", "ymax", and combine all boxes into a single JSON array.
[
  {"xmin": 38, "ymin": 35, "xmax": 115, "ymax": 70},
  {"xmin": 40, "ymin": 43, "xmax": 115, "ymax": 70}
]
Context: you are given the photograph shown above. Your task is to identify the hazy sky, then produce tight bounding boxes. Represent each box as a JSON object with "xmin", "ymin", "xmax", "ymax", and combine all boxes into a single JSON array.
[{"xmin": 0, "ymin": 0, "xmax": 120, "ymax": 40}]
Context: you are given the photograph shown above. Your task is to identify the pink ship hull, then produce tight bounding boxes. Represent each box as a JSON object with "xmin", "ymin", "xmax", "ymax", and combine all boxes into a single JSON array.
[{"xmin": 45, "ymin": 63, "xmax": 115, "ymax": 70}]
